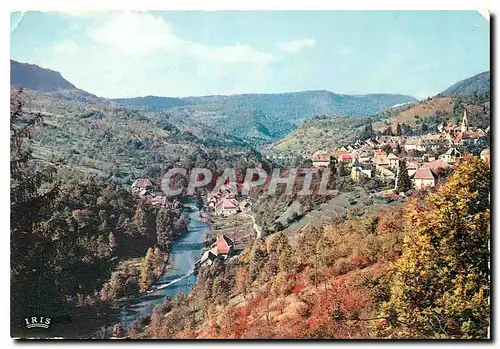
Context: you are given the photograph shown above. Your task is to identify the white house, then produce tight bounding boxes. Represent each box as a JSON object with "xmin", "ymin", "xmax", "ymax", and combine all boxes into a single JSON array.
[
  {"xmin": 413, "ymin": 167, "xmax": 438, "ymax": 189},
  {"xmin": 439, "ymin": 147, "xmax": 462, "ymax": 164},
  {"xmin": 387, "ymin": 153, "xmax": 399, "ymax": 169}
]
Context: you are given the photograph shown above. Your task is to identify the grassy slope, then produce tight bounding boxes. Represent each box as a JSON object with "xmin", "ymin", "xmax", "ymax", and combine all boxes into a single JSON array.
[
  {"xmin": 264, "ymin": 115, "xmax": 373, "ymax": 161},
  {"xmin": 373, "ymin": 95, "xmax": 490, "ymax": 132}
]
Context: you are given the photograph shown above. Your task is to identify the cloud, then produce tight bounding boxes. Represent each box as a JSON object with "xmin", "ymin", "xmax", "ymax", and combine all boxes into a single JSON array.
[
  {"xmin": 52, "ymin": 40, "xmax": 80, "ymax": 54},
  {"xmin": 278, "ymin": 38, "xmax": 315, "ymax": 53},
  {"xmin": 87, "ymin": 11, "xmax": 277, "ymax": 64},
  {"xmin": 37, "ymin": 11, "xmax": 278, "ymax": 97}
]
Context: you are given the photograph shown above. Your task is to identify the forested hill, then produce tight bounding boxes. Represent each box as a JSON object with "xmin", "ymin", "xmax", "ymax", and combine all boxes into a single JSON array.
[
  {"xmin": 113, "ymin": 91, "xmax": 417, "ymax": 118},
  {"xmin": 439, "ymin": 71, "xmax": 490, "ymax": 97},
  {"xmin": 264, "ymin": 115, "xmax": 374, "ymax": 164},
  {"xmin": 12, "ymin": 60, "xmax": 416, "ymax": 147},
  {"xmin": 112, "ymin": 91, "xmax": 416, "ymax": 145}
]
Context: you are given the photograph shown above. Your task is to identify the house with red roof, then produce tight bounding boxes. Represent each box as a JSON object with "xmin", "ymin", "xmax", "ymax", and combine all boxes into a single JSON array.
[
  {"xmin": 210, "ymin": 234, "xmax": 235, "ymax": 257},
  {"xmin": 131, "ymin": 177, "xmax": 154, "ymax": 193},
  {"xmin": 311, "ymin": 152, "xmax": 334, "ymax": 167},
  {"xmin": 338, "ymin": 153, "xmax": 354, "ymax": 162},
  {"xmin": 421, "ymin": 160, "xmax": 452, "ymax": 172},
  {"xmin": 413, "ymin": 167, "xmax": 438, "ymax": 189},
  {"xmin": 453, "ymin": 133, "xmax": 474, "ymax": 146},
  {"xmin": 214, "ymin": 197, "xmax": 239, "ymax": 217}
]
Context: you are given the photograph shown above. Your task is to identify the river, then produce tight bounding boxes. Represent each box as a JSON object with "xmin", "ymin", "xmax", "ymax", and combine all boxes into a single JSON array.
[{"xmin": 118, "ymin": 199, "xmax": 211, "ymax": 327}]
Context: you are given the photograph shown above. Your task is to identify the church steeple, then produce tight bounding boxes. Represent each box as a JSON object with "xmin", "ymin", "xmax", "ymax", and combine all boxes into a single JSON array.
[{"xmin": 461, "ymin": 109, "xmax": 469, "ymax": 134}]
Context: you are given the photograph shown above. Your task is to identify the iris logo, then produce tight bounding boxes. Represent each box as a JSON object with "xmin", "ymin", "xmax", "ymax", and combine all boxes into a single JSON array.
[{"xmin": 24, "ymin": 316, "xmax": 51, "ymax": 329}]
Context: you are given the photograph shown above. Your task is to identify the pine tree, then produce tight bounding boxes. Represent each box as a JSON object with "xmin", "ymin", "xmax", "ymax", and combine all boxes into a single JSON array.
[
  {"xmin": 421, "ymin": 122, "xmax": 429, "ymax": 134},
  {"xmin": 396, "ymin": 123, "xmax": 402, "ymax": 136},
  {"xmin": 377, "ymin": 156, "xmax": 490, "ymax": 339},
  {"xmin": 396, "ymin": 160, "xmax": 412, "ymax": 193},
  {"xmin": 276, "ymin": 233, "xmax": 295, "ymax": 274},
  {"xmin": 248, "ymin": 238, "xmax": 268, "ymax": 282},
  {"xmin": 134, "ymin": 200, "xmax": 156, "ymax": 243},
  {"xmin": 156, "ymin": 208, "xmax": 174, "ymax": 250},
  {"xmin": 360, "ymin": 123, "xmax": 374, "ymax": 140}
]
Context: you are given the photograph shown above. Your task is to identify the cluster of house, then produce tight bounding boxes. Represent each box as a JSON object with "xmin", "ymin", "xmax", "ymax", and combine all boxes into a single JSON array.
[
  {"xmin": 130, "ymin": 176, "xmax": 254, "ymax": 216},
  {"xmin": 194, "ymin": 234, "xmax": 235, "ymax": 270},
  {"xmin": 130, "ymin": 177, "xmax": 178, "ymax": 208},
  {"xmin": 207, "ymin": 188, "xmax": 252, "ymax": 217},
  {"xmin": 311, "ymin": 110, "xmax": 490, "ymax": 190}
]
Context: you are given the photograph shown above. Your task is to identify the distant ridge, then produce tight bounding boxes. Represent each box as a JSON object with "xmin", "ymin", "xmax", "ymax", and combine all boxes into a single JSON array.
[
  {"xmin": 110, "ymin": 95, "xmax": 186, "ymax": 109},
  {"xmin": 440, "ymin": 71, "xmax": 490, "ymax": 97},
  {"xmin": 9, "ymin": 59, "xmax": 417, "ymax": 145},
  {"xmin": 112, "ymin": 90, "xmax": 417, "ymax": 116},
  {"xmin": 11, "ymin": 59, "xmax": 77, "ymax": 92}
]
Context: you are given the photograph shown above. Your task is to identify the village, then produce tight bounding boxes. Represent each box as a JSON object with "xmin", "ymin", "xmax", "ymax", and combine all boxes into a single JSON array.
[
  {"xmin": 128, "ymin": 110, "xmax": 491, "ymax": 225},
  {"xmin": 311, "ymin": 110, "xmax": 490, "ymax": 190},
  {"xmin": 124, "ymin": 110, "xmax": 491, "ymax": 273}
]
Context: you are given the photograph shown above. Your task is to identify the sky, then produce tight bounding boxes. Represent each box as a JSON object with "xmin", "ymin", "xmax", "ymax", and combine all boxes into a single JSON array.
[{"xmin": 10, "ymin": 11, "xmax": 490, "ymax": 99}]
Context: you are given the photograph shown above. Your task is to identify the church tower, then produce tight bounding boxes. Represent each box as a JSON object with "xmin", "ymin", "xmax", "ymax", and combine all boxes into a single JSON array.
[{"xmin": 461, "ymin": 109, "xmax": 469, "ymax": 134}]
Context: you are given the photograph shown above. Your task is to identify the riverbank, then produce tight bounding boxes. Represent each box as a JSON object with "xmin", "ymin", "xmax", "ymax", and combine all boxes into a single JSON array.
[{"xmin": 110, "ymin": 200, "xmax": 211, "ymax": 335}]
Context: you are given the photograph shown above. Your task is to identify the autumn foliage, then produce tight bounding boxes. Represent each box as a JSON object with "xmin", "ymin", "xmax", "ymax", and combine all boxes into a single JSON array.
[
  {"xmin": 376, "ymin": 155, "xmax": 490, "ymax": 339},
  {"xmin": 143, "ymin": 156, "xmax": 489, "ymax": 339}
]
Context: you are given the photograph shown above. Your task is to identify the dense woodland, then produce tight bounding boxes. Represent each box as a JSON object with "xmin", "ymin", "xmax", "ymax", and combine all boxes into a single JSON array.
[{"xmin": 10, "ymin": 92, "xmax": 189, "ymax": 336}]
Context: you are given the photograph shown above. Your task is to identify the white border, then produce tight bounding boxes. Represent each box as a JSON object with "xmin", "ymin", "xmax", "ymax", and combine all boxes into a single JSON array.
[{"xmin": 1, "ymin": 1, "xmax": 497, "ymax": 348}]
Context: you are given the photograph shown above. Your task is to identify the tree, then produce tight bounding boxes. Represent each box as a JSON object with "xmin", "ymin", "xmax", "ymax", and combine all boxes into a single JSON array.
[
  {"xmin": 276, "ymin": 233, "xmax": 295, "ymax": 274},
  {"xmin": 235, "ymin": 268, "xmax": 249, "ymax": 297},
  {"xmin": 401, "ymin": 123, "xmax": 413, "ymax": 136},
  {"xmin": 140, "ymin": 247, "xmax": 155, "ymax": 292},
  {"xmin": 382, "ymin": 144, "xmax": 393, "ymax": 155},
  {"xmin": 360, "ymin": 123, "xmax": 374, "ymax": 140},
  {"xmin": 395, "ymin": 143, "xmax": 402, "ymax": 155},
  {"xmin": 10, "ymin": 90, "xmax": 59, "ymax": 332},
  {"xmin": 134, "ymin": 200, "xmax": 157, "ymax": 244},
  {"xmin": 421, "ymin": 122, "xmax": 429, "ymax": 134},
  {"xmin": 211, "ymin": 276, "xmax": 229, "ymax": 305},
  {"xmin": 383, "ymin": 125, "xmax": 393, "ymax": 136},
  {"xmin": 396, "ymin": 123, "xmax": 402, "ymax": 136},
  {"xmin": 248, "ymin": 238, "xmax": 268, "ymax": 282},
  {"xmin": 156, "ymin": 208, "xmax": 174, "ymax": 250},
  {"xmin": 195, "ymin": 192, "xmax": 204, "ymax": 212},
  {"xmin": 396, "ymin": 160, "xmax": 412, "ymax": 193},
  {"xmin": 377, "ymin": 156, "xmax": 490, "ymax": 339}
]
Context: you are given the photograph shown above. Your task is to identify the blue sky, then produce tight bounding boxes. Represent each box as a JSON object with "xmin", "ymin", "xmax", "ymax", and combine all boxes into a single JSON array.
[{"xmin": 10, "ymin": 11, "xmax": 489, "ymax": 99}]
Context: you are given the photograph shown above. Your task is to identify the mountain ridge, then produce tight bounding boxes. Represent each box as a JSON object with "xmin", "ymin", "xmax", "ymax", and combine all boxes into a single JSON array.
[
  {"xmin": 13, "ymin": 60, "xmax": 488, "ymax": 148},
  {"xmin": 11, "ymin": 59, "xmax": 77, "ymax": 92},
  {"xmin": 439, "ymin": 71, "xmax": 490, "ymax": 96}
]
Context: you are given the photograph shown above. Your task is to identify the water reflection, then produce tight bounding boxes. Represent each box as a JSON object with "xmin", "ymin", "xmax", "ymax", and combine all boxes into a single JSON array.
[{"xmin": 118, "ymin": 200, "xmax": 210, "ymax": 326}]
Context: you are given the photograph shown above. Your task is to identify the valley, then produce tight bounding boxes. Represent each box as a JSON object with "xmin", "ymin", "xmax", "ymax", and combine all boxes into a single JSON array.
[{"xmin": 10, "ymin": 58, "xmax": 491, "ymax": 340}]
